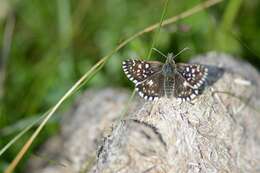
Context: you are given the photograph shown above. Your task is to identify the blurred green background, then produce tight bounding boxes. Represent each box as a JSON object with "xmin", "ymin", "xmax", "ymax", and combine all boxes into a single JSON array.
[{"xmin": 0, "ymin": 0, "xmax": 259, "ymax": 172}]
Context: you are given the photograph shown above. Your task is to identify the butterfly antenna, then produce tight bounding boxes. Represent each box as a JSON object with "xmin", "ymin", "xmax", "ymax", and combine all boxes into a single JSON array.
[
  {"xmin": 152, "ymin": 48, "xmax": 168, "ymax": 59},
  {"xmin": 172, "ymin": 47, "xmax": 190, "ymax": 59}
]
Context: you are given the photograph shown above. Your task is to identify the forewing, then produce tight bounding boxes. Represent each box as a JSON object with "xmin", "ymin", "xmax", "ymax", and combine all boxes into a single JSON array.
[
  {"xmin": 176, "ymin": 63, "xmax": 208, "ymax": 89},
  {"xmin": 122, "ymin": 59, "xmax": 163, "ymax": 84},
  {"xmin": 174, "ymin": 73, "xmax": 199, "ymax": 101},
  {"xmin": 135, "ymin": 72, "xmax": 164, "ymax": 101}
]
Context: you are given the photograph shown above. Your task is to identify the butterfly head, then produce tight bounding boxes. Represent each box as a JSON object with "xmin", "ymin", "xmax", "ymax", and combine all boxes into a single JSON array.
[{"xmin": 166, "ymin": 53, "xmax": 175, "ymax": 63}]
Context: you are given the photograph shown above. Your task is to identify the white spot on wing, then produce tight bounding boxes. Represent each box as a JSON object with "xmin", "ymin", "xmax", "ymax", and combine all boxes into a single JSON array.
[
  {"xmin": 147, "ymin": 80, "xmax": 154, "ymax": 86},
  {"xmin": 183, "ymin": 81, "xmax": 189, "ymax": 87},
  {"xmin": 154, "ymin": 97, "xmax": 159, "ymax": 101},
  {"xmin": 190, "ymin": 94, "xmax": 196, "ymax": 99}
]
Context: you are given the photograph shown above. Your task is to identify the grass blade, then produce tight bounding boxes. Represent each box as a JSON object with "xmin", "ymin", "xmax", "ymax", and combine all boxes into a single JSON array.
[{"xmin": 147, "ymin": 0, "xmax": 169, "ymax": 60}]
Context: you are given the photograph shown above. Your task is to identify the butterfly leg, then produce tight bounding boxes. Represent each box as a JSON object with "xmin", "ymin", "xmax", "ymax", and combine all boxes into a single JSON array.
[
  {"xmin": 146, "ymin": 100, "xmax": 159, "ymax": 121},
  {"xmin": 187, "ymin": 100, "xmax": 195, "ymax": 105},
  {"xmin": 179, "ymin": 99, "xmax": 184, "ymax": 106}
]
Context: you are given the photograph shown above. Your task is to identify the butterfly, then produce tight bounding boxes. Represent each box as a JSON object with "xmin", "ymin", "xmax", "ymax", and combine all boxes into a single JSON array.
[{"xmin": 122, "ymin": 51, "xmax": 208, "ymax": 101}]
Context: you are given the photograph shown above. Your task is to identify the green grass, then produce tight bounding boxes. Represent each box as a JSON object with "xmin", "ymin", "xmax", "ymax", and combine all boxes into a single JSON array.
[{"xmin": 0, "ymin": 0, "xmax": 260, "ymax": 172}]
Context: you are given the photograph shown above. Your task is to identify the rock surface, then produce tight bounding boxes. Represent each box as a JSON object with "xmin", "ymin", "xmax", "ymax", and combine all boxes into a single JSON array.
[{"xmin": 27, "ymin": 52, "xmax": 260, "ymax": 173}]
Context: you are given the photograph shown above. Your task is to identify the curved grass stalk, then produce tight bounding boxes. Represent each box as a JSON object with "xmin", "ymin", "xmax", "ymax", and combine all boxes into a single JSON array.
[
  {"xmin": 146, "ymin": 0, "xmax": 169, "ymax": 60},
  {"xmin": 0, "ymin": 113, "xmax": 46, "ymax": 156},
  {"xmin": 3, "ymin": 0, "xmax": 223, "ymax": 172}
]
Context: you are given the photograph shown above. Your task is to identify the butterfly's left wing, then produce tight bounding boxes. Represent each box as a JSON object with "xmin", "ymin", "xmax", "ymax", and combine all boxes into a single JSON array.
[
  {"xmin": 176, "ymin": 63, "xmax": 208, "ymax": 89},
  {"xmin": 135, "ymin": 72, "xmax": 165, "ymax": 101},
  {"xmin": 123, "ymin": 59, "xmax": 165, "ymax": 101},
  {"xmin": 122, "ymin": 59, "xmax": 163, "ymax": 84}
]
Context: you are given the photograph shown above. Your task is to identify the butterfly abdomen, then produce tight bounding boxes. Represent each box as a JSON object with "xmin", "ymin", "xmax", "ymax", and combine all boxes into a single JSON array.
[{"xmin": 163, "ymin": 76, "xmax": 175, "ymax": 98}]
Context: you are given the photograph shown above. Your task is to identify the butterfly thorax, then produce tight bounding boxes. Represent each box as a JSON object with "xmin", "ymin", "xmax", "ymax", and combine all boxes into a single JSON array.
[{"xmin": 162, "ymin": 54, "xmax": 176, "ymax": 77}]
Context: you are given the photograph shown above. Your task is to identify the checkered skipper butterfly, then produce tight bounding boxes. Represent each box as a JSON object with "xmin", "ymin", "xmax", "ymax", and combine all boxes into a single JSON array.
[{"xmin": 122, "ymin": 48, "xmax": 208, "ymax": 101}]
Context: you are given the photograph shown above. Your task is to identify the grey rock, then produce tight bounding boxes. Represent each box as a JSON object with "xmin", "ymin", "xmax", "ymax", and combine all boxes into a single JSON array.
[{"xmin": 27, "ymin": 52, "xmax": 260, "ymax": 173}]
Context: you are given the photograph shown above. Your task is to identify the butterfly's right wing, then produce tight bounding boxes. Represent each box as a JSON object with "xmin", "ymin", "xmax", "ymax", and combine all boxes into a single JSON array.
[
  {"xmin": 174, "ymin": 73, "xmax": 199, "ymax": 101},
  {"xmin": 122, "ymin": 59, "xmax": 163, "ymax": 84},
  {"xmin": 176, "ymin": 63, "xmax": 208, "ymax": 89}
]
